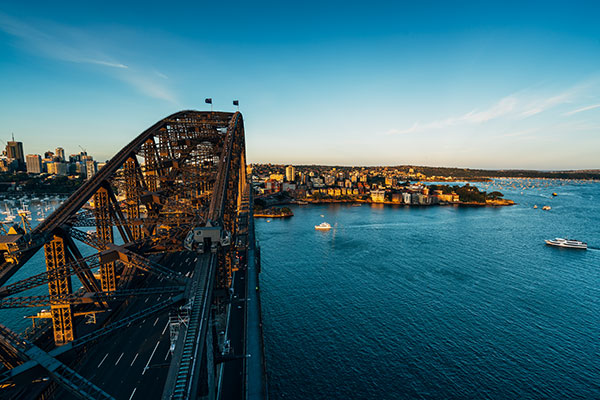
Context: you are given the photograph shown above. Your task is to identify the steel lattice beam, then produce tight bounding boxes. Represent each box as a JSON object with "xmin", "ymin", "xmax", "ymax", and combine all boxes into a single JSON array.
[{"xmin": 0, "ymin": 286, "xmax": 185, "ymax": 309}]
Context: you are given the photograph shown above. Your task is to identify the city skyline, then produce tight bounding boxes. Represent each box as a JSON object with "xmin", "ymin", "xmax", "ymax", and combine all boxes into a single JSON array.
[{"xmin": 1, "ymin": 2, "xmax": 600, "ymax": 169}]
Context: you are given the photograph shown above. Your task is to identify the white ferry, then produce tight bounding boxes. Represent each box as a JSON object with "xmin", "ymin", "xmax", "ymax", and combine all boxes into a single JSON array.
[
  {"xmin": 545, "ymin": 238, "xmax": 587, "ymax": 250},
  {"xmin": 315, "ymin": 222, "xmax": 332, "ymax": 230}
]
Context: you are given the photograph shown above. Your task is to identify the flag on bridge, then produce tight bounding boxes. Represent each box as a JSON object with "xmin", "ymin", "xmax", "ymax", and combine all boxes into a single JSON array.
[
  {"xmin": 205, "ymin": 98, "xmax": 212, "ymax": 104},
  {"xmin": 233, "ymin": 100, "xmax": 239, "ymax": 106}
]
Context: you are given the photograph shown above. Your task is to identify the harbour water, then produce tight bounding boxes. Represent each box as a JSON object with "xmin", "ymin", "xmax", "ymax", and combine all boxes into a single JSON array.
[{"xmin": 256, "ymin": 180, "xmax": 600, "ymax": 399}]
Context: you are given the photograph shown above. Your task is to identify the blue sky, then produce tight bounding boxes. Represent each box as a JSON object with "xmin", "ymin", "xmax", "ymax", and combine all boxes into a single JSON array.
[{"xmin": 1, "ymin": 1, "xmax": 599, "ymax": 169}]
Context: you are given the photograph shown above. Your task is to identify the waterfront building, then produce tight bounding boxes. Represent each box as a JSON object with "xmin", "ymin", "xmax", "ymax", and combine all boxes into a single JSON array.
[
  {"xmin": 26, "ymin": 154, "xmax": 43, "ymax": 174},
  {"xmin": 285, "ymin": 165, "xmax": 296, "ymax": 182},
  {"xmin": 402, "ymin": 192, "xmax": 411, "ymax": 204},
  {"xmin": 370, "ymin": 190, "xmax": 386, "ymax": 203}
]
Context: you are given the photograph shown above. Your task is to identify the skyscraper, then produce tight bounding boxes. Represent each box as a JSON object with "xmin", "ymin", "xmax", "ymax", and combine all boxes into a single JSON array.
[
  {"xmin": 286, "ymin": 165, "xmax": 296, "ymax": 182},
  {"xmin": 26, "ymin": 154, "xmax": 42, "ymax": 174},
  {"xmin": 55, "ymin": 147, "xmax": 65, "ymax": 162},
  {"xmin": 6, "ymin": 135, "xmax": 24, "ymax": 171},
  {"xmin": 86, "ymin": 160, "xmax": 97, "ymax": 180}
]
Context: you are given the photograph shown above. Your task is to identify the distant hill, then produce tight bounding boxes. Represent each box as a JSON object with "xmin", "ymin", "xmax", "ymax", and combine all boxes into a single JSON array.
[
  {"xmin": 252, "ymin": 163, "xmax": 600, "ymax": 180},
  {"xmin": 408, "ymin": 166, "xmax": 600, "ymax": 180}
]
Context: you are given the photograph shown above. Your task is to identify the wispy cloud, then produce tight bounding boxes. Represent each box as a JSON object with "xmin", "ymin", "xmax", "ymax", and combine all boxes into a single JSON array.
[
  {"xmin": 563, "ymin": 103, "xmax": 600, "ymax": 116},
  {"xmin": 388, "ymin": 95, "xmax": 518, "ymax": 135},
  {"xmin": 519, "ymin": 91, "xmax": 574, "ymax": 117},
  {"xmin": 389, "ymin": 84, "xmax": 588, "ymax": 135},
  {"xmin": 0, "ymin": 12, "xmax": 176, "ymax": 103}
]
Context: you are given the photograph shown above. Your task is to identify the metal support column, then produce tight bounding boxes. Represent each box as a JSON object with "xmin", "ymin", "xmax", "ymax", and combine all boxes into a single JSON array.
[
  {"xmin": 93, "ymin": 187, "xmax": 116, "ymax": 292},
  {"xmin": 45, "ymin": 235, "xmax": 74, "ymax": 345},
  {"xmin": 124, "ymin": 157, "xmax": 142, "ymax": 241}
]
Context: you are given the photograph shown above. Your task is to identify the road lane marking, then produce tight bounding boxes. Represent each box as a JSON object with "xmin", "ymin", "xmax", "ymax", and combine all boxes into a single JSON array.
[
  {"xmin": 128, "ymin": 388, "xmax": 137, "ymax": 400},
  {"xmin": 164, "ymin": 348, "xmax": 170, "ymax": 361},
  {"xmin": 130, "ymin": 353, "xmax": 139, "ymax": 366},
  {"xmin": 115, "ymin": 352, "xmax": 124, "ymax": 365},
  {"xmin": 97, "ymin": 353, "xmax": 108, "ymax": 368},
  {"xmin": 143, "ymin": 341, "xmax": 161, "ymax": 375},
  {"xmin": 161, "ymin": 320, "xmax": 169, "ymax": 335},
  {"xmin": 145, "ymin": 297, "xmax": 149, "ymax": 303},
  {"xmin": 153, "ymin": 317, "xmax": 159, "ymax": 326}
]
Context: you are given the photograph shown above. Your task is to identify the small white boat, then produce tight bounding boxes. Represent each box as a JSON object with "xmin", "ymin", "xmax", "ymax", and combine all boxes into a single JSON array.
[
  {"xmin": 533, "ymin": 205, "xmax": 538, "ymax": 209},
  {"xmin": 545, "ymin": 238, "xmax": 587, "ymax": 250},
  {"xmin": 315, "ymin": 222, "xmax": 331, "ymax": 230},
  {"xmin": 542, "ymin": 206, "xmax": 551, "ymax": 210}
]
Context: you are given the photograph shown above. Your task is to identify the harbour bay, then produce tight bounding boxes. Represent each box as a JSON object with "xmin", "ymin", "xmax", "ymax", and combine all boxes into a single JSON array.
[{"xmin": 257, "ymin": 179, "xmax": 600, "ymax": 399}]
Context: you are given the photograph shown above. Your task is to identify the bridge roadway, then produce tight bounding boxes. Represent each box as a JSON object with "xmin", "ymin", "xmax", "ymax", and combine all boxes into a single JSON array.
[{"xmin": 52, "ymin": 250, "xmax": 206, "ymax": 400}]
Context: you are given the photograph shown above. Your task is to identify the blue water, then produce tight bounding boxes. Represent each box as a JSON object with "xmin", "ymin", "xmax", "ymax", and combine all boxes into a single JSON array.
[
  {"xmin": 0, "ymin": 196, "xmax": 97, "ymax": 333},
  {"xmin": 256, "ymin": 180, "xmax": 600, "ymax": 399}
]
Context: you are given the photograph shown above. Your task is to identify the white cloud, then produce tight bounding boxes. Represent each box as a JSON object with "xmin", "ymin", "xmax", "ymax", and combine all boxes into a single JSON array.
[
  {"xmin": 389, "ymin": 83, "xmax": 592, "ymax": 135},
  {"xmin": 388, "ymin": 94, "xmax": 518, "ymax": 135},
  {"xmin": 0, "ymin": 12, "xmax": 176, "ymax": 103},
  {"xmin": 563, "ymin": 103, "xmax": 600, "ymax": 116}
]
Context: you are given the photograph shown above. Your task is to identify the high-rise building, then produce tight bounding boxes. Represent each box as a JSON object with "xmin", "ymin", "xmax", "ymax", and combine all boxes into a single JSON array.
[
  {"xmin": 55, "ymin": 147, "xmax": 65, "ymax": 161},
  {"xmin": 26, "ymin": 154, "xmax": 43, "ymax": 174},
  {"xmin": 286, "ymin": 165, "xmax": 296, "ymax": 182},
  {"xmin": 86, "ymin": 160, "xmax": 97, "ymax": 180},
  {"xmin": 54, "ymin": 162, "xmax": 68, "ymax": 176},
  {"xmin": 6, "ymin": 136, "xmax": 24, "ymax": 170},
  {"xmin": 46, "ymin": 162, "xmax": 57, "ymax": 175}
]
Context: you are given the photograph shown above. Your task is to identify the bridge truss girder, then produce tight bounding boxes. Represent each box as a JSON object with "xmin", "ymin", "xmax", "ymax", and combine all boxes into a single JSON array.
[{"xmin": 0, "ymin": 111, "xmax": 247, "ymax": 398}]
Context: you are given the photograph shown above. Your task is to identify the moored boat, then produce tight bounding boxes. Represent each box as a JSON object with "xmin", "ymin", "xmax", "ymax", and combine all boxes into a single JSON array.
[{"xmin": 545, "ymin": 238, "xmax": 587, "ymax": 249}]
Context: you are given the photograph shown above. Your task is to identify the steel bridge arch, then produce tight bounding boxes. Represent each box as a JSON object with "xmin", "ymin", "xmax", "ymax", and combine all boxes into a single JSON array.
[{"xmin": 0, "ymin": 110, "xmax": 249, "ymax": 399}]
